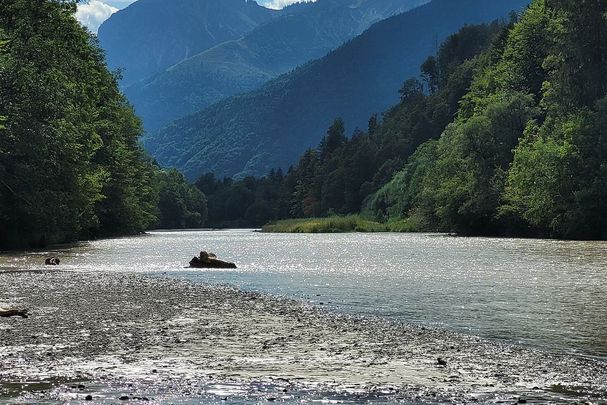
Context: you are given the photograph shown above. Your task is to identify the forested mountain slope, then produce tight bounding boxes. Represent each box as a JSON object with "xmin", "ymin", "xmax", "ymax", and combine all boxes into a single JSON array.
[
  {"xmin": 125, "ymin": 0, "xmax": 427, "ymax": 132},
  {"xmin": 98, "ymin": 0, "xmax": 278, "ymax": 86},
  {"xmin": 194, "ymin": 21, "xmax": 507, "ymax": 227},
  {"xmin": 147, "ymin": 0, "xmax": 530, "ymax": 179}
]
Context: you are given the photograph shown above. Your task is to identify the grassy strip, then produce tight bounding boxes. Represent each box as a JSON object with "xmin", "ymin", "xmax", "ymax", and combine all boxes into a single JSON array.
[{"xmin": 262, "ymin": 215, "xmax": 420, "ymax": 233}]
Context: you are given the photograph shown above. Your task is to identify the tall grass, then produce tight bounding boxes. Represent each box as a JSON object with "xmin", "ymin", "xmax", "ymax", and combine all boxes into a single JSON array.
[{"xmin": 262, "ymin": 215, "xmax": 419, "ymax": 233}]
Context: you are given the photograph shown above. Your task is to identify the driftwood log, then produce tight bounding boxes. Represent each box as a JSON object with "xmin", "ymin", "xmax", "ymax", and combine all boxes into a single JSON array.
[{"xmin": 0, "ymin": 308, "xmax": 29, "ymax": 318}]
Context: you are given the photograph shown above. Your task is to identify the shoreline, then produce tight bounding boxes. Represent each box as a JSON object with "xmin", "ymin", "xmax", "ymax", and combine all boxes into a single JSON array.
[{"xmin": 0, "ymin": 269, "xmax": 606, "ymax": 403}]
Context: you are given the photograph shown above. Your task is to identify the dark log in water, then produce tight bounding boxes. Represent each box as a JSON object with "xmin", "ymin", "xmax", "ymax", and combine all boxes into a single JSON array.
[
  {"xmin": 0, "ymin": 308, "xmax": 28, "ymax": 318},
  {"xmin": 189, "ymin": 258, "xmax": 237, "ymax": 269},
  {"xmin": 189, "ymin": 251, "xmax": 237, "ymax": 269}
]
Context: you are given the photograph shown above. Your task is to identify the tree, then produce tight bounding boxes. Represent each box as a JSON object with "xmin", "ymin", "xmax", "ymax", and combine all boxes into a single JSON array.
[
  {"xmin": 399, "ymin": 78, "xmax": 424, "ymax": 102},
  {"xmin": 421, "ymin": 56, "xmax": 439, "ymax": 93},
  {"xmin": 319, "ymin": 119, "xmax": 347, "ymax": 162},
  {"xmin": 0, "ymin": 0, "xmax": 160, "ymax": 248},
  {"xmin": 156, "ymin": 169, "xmax": 207, "ymax": 229}
]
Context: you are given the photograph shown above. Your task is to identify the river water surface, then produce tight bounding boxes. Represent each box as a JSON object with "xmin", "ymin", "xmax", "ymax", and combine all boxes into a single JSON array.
[{"xmin": 3, "ymin": 230, "xmax": 606, "ymax": 359}]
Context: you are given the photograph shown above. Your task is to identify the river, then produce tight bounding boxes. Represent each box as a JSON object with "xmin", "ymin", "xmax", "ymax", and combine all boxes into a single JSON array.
[{"xmin": 3, "ymin": 229, "xmax": 606, "ymax": 359}]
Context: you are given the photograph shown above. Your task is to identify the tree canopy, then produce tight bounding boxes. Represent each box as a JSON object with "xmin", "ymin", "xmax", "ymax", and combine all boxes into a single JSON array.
[
  {"xmin": 0, "ymin": 0, "xmax": 207, "ymax": 248},
  {"xmin": 374, "ymin": 0, "xmax": 607, "ymax": 239}
]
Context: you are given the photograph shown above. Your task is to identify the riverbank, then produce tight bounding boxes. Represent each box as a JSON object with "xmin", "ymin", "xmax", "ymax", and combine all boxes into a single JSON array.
[
  {"xmin": 262, "ymin": 215, "xmax": 416, "ymax": 233},
  {"xmin": 0, "ymin": 269, "xmax": 606, "ymax": 403}
]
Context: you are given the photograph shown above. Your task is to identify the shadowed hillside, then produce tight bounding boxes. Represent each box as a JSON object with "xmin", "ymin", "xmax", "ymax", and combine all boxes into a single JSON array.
[
  {"xmin": 146, "ymin": 0, "xmax": 530, "ymax": 179},
  {"xmin": 98, "ymin": 0, "xmax": 278, "ymax": 86},
  {"xmin": 125, "ymin": 0, "xmax": 428, "ymax": 131}
]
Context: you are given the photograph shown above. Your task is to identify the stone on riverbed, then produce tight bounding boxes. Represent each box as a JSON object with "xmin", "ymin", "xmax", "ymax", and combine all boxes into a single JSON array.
[
  {"xmin": 0, "ymin": 308, "xmax": 28, "ymax": 318},
  {"xmin": 189, "ymin": 251, "xmax": 237, "ymax": 269},
  {"xmin": 45, "ymin": 257, "xmax": 60, "ymax": 265}
]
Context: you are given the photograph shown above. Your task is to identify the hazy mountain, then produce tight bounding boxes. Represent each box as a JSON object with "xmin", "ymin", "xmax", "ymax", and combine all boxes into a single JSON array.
[
  {"xmin": 125, "ymin": 0, "xmax": 428, "ymax": 131},
  {"xmin": 145, "ymin": 0, "xmax": 530, "ymax": 180},
  {"xmin": 98, "ymin": 0, "xmax": 278, "ymax": 86}
]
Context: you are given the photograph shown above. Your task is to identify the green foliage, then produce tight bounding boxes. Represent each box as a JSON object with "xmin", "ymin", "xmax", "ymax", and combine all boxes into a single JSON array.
[
  {"xmin": 376, "ymin": 0, "xmax": 607, "ymax": 239},
  {"xmin": 0, "ymin": 0, "xmax": 160, "ymax": 248},
  {"xmin": 196, "ymin": 170, "xmax": 290, "ymax": 228},
  {"xmin": 501, "ymin": 0, "xmax": 607, "ymax": 239},
  {"xmin": 421, "ymin": 92, "xmax": 538, "ymax": 234},
  {"xmin": 156, "ymin": 169, "xmax": 207, "ymax": 229},
  {"xmin": 369, "ymin": 140, "xmax": 439, "ymax": 223}
]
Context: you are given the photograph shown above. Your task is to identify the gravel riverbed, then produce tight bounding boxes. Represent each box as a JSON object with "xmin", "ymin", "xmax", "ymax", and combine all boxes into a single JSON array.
[{"xmin": 0, "ymin": 269, "xmax": 606, "ymax": 403}]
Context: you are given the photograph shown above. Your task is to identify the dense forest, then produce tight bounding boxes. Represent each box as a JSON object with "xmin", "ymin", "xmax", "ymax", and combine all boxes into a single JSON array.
[
  {"xmin": 197, "ymin": 0, "xmax": 607, "ymax": 240},
  {"xmin": 0, "ymin": 0, "xmax": 206, "ymax": 249},
  {"xmin": 2, "ymin": 0, "xmax": 605, "ymax": 247},
  {"xmin": 373, "ymin": 0, "xmax": 607, "ymax": 239}
]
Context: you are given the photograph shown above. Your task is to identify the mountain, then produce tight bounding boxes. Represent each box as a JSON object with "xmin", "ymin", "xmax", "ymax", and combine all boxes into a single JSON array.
[
  {"xmin": 145, "ymin": 0, "xmax": 531, "ymax": 180},
  {"xmin": 125, "ymin": 0, "xmax": 428, "ymax": 132},
  {"xmin": 97, "ymin": 0, "xmax": 278, "ymax": 86}
]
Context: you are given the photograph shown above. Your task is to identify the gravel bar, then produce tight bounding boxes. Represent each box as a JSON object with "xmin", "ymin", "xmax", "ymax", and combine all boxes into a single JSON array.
[{"xmin": 0, "ymin": 269, "xmax": 606, "ymax": 403}]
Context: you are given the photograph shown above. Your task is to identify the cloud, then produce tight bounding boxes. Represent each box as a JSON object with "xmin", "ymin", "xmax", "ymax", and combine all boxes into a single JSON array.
[
  {"xmin": 102, "ymin": 0, "xmax": 136, "ymax": 8},
  {"xmin": 76, "ymin": 0, "xmax": 118, "ymax": 33},
  {"xmin": 262, "ymin": 0, "xmax": 316, "ymax": 10}
]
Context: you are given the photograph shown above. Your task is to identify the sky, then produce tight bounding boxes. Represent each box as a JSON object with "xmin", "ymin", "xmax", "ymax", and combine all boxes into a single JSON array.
[{"xmin": 76, "ymin": 0, "xmax": 314, "ymax": 33}]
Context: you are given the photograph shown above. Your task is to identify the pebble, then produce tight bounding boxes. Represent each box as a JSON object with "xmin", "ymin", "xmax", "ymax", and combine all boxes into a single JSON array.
[{"xmin": 1, "ymin": 270, "xmax": 605, "ymax": 404}]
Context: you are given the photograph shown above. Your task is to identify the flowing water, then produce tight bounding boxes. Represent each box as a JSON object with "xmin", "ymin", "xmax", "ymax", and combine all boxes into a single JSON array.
[{"xmin": 2, "ymin": 230, "xmax": 606, "ymax": 359}]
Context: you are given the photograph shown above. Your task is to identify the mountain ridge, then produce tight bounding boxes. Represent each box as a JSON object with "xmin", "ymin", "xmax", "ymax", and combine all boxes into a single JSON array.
[
  {"xmin": 125, "ymin": 0, "xmax": 428, "ymax": 131},
  {"xmin": 98, "ymin": 0, "xmax": 278, "ymax": 86},
  {"xmin": 146, "ymin": 0, "xmax": 531, "ymax": 180}
]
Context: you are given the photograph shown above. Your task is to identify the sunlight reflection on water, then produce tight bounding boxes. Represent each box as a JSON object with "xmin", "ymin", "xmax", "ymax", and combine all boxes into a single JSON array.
[{"xmin": 3, "ymin": 229, "xmax": 606, "ymax": 358}]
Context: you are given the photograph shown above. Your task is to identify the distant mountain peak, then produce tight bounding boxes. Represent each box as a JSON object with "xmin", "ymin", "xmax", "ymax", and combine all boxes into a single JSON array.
[
  {"xmin": 144, "ymin": 0, "xmax": 531, "ymax": 180},
  {"xmin": 98, "ymin": 0, "xmax": 278, "ymax": 86},
  {"xmin": 122, "ymin": 0, "xmax": 428, "ymax": 132}
]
